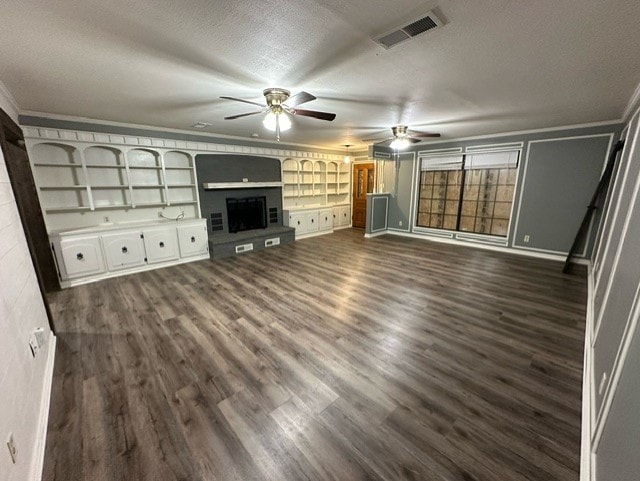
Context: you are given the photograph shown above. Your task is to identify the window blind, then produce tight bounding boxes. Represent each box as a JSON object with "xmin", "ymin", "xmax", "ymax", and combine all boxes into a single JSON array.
[
  {"xmin": 464, "ymin": 151, "xmax": 519, "ymax": 170},
  {"xmin": 420, "ymin": 155, "xmax": 464, "ymax": 171}
]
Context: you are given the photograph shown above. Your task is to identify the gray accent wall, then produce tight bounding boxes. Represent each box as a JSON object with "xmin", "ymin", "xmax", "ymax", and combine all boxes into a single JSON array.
[
  {"xmin": 195, "ymin": 154, "xmax": 283, "ymax": 235},
  {"xmin": 516, "ymin": 136, "xmax": 611, "ymax": 253},
  {"xmin": 373, "ymin": 123, "xmax": 621, "ymax": 257},
  {"xmin": 590, "ymin": 108, "xmax": 640, "ymax": 481}
]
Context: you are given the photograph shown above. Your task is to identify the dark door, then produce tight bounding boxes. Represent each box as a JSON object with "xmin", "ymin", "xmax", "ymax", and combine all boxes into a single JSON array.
[{"xmin": 352, "ymin": 162, "xmax": 375, "ymax": 228}]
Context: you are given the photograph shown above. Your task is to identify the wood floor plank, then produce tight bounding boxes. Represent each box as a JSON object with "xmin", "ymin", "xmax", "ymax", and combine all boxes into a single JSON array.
[{"xmin": 42, "ymin": 229, "xmax": 587, "ymax": 481}]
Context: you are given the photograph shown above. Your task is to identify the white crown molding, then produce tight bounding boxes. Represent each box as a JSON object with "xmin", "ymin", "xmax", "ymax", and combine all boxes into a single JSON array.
[
  {"xmin": 0, "ymin": 80, "xmax": 20, "ymax": 123},
  {"xmin": 415, "ymin": 119, "xmax": 623, "ymax": 146},
  {"xmin": 19, "ymin": 110, "xmax": 346, "ymax": 154},
  {"xmin": 622, "ymin": 81, "xmax": 640, "ymax": 123}
]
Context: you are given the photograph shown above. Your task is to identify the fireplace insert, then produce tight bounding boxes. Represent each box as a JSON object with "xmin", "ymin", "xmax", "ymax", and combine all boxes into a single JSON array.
[{"xmin": 226, "ymin": 196, "xmax": 267, "ymax": 233}]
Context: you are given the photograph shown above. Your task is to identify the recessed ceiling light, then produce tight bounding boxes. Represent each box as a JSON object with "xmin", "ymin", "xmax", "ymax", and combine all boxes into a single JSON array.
[{"xmin": 192, "ymin": 122, "xmax": 211, "ymax": 129}]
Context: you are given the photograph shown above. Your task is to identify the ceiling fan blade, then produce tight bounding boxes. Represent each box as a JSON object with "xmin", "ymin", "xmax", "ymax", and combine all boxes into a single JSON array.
[
  {"xmin": 292, "ymin": 109, "xmax": 336, "ymax": 121},
  {"xmin": 408, "ymin": 137, "xmax": 422, "ymax": 143},
  {"xmin": 374, "ymin": 139, "xmax": 393, "ymax": 146},
  {"xmin": 363, "ymin": 136, "xmax": 392, "ymax": 143},
  {"xmin": 286, "ymin": 91, "xmax": 316, "ymax": 107},
  {"xmin": 220, "ymin": 96, "xmax": 265, "ymax": 108},
  {"xmin": 410, "ymin": 132, "xmax": 441, "ymax": 138},
  {"xmin": 224, "ymin": 111, "xmax": 263, "ymax": 120}
]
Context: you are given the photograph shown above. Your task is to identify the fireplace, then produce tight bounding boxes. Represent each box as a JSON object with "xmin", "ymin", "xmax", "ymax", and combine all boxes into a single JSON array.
[{"xmin": 226, "ymin": 196, "xmax": 267, "ymax": 233}]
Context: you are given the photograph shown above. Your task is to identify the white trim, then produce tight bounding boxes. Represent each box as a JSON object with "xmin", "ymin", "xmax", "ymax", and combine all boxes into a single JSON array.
[
  {"xmin": 581, "ymin": 265, "xmax": 595, "ymax": 481},
  {"xmin": 20, "ymin": 110, "xmax": 346, "ymax": 154},
  {"xmin": 386, "ymin": 229, "xmax": 581, "ymax": 262},
  {"xmin": 592, "ymin": 142, "xmax": 640, "ymax": 344},
  {"xmin": 593, "ymin": 113, "xmax": 640, "ymax": 313},
  {"xmin": 622, "ymin": 81, "xmax": 640, "ymax": 122},
  {"xmin": 59, "ymin": 252, "xmax": 210, "ymax": 288},
  {"xmin": 0, "ymin": 80, "xmax": 20, "ymax": 123},
  {"xmin": 415, "ymin": 120, "xmax": 622, "ymax": 145},
  {"xmin": 202, "ymin": 181, "xmax": 282, "ymax": 189},
  {"xmin": 364, "ymin": 231, "xmax": 387, "ymax": 239},
  {"xmin": 592, "ymin": 283, "xmax": 640, "ymax": 451},
  {"xmin": 417, "ymin": 147, "xmax": 463, "ymax": 156},
  {"xmin": 512, "ymin": 133, "xmax": 614, "ymax": 256},
  {"xmin": 369, "ymin": 195, "xmax": 389, "ymax": 233},
  {"xmin": 23, "ymin": 127, "xmax": 344, "ymax": 162},
  {"xmin": 464, "ymin": 142, "xmax": 524, "ymax": 153},
  {"xmin": 31, "ymin": 334, "xmax": 57, "ymax": 481}
]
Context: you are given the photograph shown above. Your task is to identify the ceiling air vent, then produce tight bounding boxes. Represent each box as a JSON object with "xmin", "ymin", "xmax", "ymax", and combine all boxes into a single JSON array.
[{"xmin": 373, "ymin": 11, "xmax": 444, "ymax": 49}]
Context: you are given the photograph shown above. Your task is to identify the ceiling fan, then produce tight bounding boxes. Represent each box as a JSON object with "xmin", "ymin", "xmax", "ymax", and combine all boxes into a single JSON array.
[
  {"xmin": 221, "ymin": 88, "xmax": 336, "ymax": 141},
  {"xmin": 363, "ymin": 125, "xmax": 441, "ymax": 150}
]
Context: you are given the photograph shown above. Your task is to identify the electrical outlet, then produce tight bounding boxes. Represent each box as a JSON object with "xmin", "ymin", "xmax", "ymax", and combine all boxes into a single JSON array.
[
  {"xmin": 523, "ymin": 234, "xmax": 530, "ymax": 243},
  {"xmin": 103, "ymin": 215, "xmax": 110, "ymax": 223},
  {"xmin": 7, "ymin": 433, "xmax": 17, "ymax": 464},
  {"xmin": 34, "ymin": 327, "xmax": 46, "ymax": 348},
  {"xmin": 399, "ymin": 221, "xmax": 403, "ymax": 227}
]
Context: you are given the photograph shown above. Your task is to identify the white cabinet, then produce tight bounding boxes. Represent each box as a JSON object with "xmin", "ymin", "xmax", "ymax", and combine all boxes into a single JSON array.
[
  {"xmin": 50, "ymin": 219, "xmax": 208, "ymax": 287},
  {"xmin": 142, "ymin": 227, "xmax": 179, "ymax": 264},
  {"xmin": 305, "ymin": 211, "xmax": 319, "ymax": 233},
  {"xmin": 318, "ymin": 208, "xmax": 333, "ymax": 230},
  {"xmin": 284, "ymin": 207, "xmax": 335, "ymax": 238},
  {"xmin": 54, "ymin": 235, "xmax": 105, "ymax": 279},
  {"xmin": 332, "ymin": 204, "xmax": 351, "ymax": 227},
  {"xmin": 177, "ymin": 223, "xmax": 208, "ymax": 257},
  {"xmin": 102, "ymin": 231, "xmax": 146, "ymax": 271}
]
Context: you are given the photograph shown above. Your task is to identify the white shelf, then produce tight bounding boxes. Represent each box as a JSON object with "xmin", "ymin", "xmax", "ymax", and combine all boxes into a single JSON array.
[{"xmin": 202, "ymin": 181, "xmax": 283, "ymax": 189}]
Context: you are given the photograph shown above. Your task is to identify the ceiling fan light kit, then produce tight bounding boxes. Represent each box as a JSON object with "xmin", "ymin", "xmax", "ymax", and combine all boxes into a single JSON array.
[{"xmin": 221, "ymin": 88, "xmax": 336, "ymax": 141}]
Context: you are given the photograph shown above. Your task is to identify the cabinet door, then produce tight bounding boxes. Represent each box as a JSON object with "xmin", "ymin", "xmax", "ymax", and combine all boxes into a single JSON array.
[
  {"xmin": 143, "ymin": 227, "xmax": 179, "ymax": 264},
  {"xmin": 339, "ymin": 205, "xmax": 351, "ymax": 226},
  {"xmin": 288, "ymin": 212, "xmax": 307, "ymax": 234},
  {"xmin": 102, "ymin": 231, "xmax": 146, "ymax": 271},
  {"xmin": 59, "ymin": 235, "xmax": 105, "ymax": 279},
  {"xmin": 332, "ymin": 206, "xmax": 341, "ymax": 226},
  {"xmin": 177, "ymin": 223, "xmax": 208, "ymax": 258},
  {"xmin": 318, "ymin": 209, "xmax": 333, "ymax": 230},
  {"xmin": 305, "ymin": 211, "xmax": 319, "ymax": 232}
]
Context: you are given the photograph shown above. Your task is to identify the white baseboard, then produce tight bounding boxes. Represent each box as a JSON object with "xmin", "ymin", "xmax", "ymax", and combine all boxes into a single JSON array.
[
  {"xmin": 385, "ymin": 229, "xmax": 588, "ymax": 263},
  {"xmin": 364, "ymin": 231, "xmax": 387, "ymax": 238},
  {"xmin": 31, "ymin": 334, "xmax": 57, "ymax": 481},
  {"xmin": 581, "ymin": 265, "xmax": 595, "ymax": 481}
]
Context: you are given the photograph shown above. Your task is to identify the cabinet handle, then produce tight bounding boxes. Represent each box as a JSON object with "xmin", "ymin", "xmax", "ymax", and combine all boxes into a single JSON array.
[
  {"xmin": 325, "ymin": 217, "xmax": 328, "ymax": 221},
  {"xmin": 297, "ymin": 220, "xmax": 301, "ymax": 225},
  {"xmin": 159, "ymin": 241, "xmax": 165, "ymax": 248},
  {"xmin": 121, "ymin": 246, "xmax": 128, "ymax": 254},
  {"xmin": 311, "ymin": 219, "xmax": 314, "ymax": 223},
  {"xmin": 76, "ymin": 252, "xmax": 84, "ymax": 261},
  {"xmin": 190, "ymin": 236, "xmax": 196, "ymax": 243}
]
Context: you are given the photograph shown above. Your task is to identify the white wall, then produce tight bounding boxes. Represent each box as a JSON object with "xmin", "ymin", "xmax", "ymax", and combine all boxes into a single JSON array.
[{"xmin": 0, "ymin": 112, "xmax": 56, "ymax": 478}]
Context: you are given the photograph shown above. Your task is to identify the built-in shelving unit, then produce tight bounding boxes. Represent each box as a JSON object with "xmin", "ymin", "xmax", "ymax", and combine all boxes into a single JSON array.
[
  {"xmin": 28, "ymin": 141, "xmax": 199, "ymax": 231},
  {"xmin": 281, "ymin": 158, "xmax": 350, "ymax": 209}
]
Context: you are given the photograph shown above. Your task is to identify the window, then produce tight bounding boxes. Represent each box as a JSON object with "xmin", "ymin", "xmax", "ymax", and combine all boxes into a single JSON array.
[{"xmin": 416, "ymin": 151, "xmax": 519, "ymax": 237}]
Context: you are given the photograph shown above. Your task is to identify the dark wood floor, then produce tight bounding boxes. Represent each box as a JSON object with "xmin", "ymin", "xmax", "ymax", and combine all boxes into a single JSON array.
[{"xmin": 43, "ymin": 228, "xmax": 587, "ymax": 481}]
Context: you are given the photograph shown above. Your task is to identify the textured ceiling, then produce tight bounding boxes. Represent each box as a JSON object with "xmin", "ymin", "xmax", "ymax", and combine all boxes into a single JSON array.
[{"xmin": 1, "ymin": 0, "xmax": 640, "ymax": 149}]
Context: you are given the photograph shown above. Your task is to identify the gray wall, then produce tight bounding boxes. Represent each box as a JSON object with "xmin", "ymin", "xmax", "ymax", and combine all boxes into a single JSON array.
[
  {"xmin": 195, "ymin": 154, "xmax": 283, "ymax": 235},
  {"xmin": 374, "ymin": 123, "xmax": 621, "ymax": 257},
  {"xmin": 590, "ymin": 109, "xmax": 640, "ymax": 481}
]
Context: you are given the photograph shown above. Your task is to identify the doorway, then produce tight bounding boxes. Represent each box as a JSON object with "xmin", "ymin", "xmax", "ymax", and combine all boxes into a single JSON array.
[{"xmin": 352, "ymin": 162, "xmax": 375, "ymax": 228}]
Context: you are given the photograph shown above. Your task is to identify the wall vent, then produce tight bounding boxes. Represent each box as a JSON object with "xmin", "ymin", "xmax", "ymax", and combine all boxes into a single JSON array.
[
  {"xmin": 373, "ymin": 11, "xmax": 444, "ymax": 49},
  {"xmin": 210, "ymin": 212, "xmax": 223, "ymax": 232},
  {"xmin": 268, "ymin": 207, "xmax": 278, "ymax": 224}
]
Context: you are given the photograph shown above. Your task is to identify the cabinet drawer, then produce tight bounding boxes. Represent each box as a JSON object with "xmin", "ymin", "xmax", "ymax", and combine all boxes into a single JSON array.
[
  {"xmin": 318, "ymin": 208, "xmax": 333, "ymax": 230},
  {"xmin": 102, "ymin": 231, "xmax": 146, "ymax": 271},
  {"xmin": 58, "ymin": 236, "xmax": 105, "ymax": 279},
  {"xmin": 177, "ymin": 224, "xmax": 208, "ymax": 257},
  {"xmin": 143, "ymin": 227, "xmax": 179, "ymax": 264}
]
